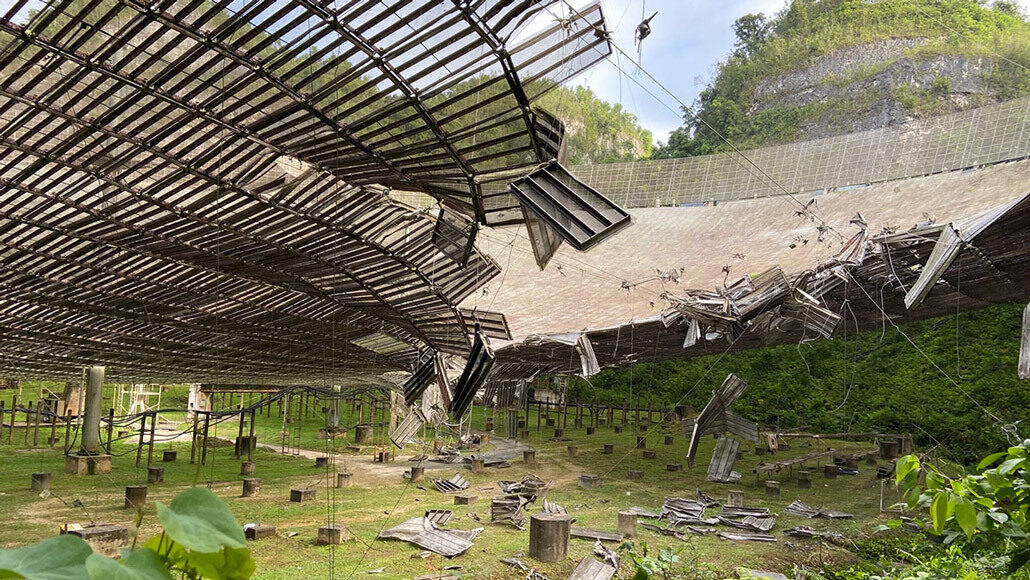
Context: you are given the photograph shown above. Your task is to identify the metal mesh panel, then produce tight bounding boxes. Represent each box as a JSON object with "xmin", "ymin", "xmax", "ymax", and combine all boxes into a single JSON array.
[{"xmin": 572, "ymin": 96, "xmax": 1030, "ymax": 208}]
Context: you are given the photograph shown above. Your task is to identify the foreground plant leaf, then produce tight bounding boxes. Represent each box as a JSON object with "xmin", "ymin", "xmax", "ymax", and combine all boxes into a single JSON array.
[
  {"xmin": 84, "ymin": 549, "xmax": 172, "ymax": 580},
  {"xmin": 155, "ymin": 487, "xmax": 246, "ymax": 553},
  {"xmin": 0, "ymin": 535, "xmax": 91, "ymax": 580}
]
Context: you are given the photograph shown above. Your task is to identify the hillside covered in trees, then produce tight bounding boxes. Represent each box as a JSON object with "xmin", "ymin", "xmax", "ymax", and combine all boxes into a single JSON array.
[
  {"xmin": 538, "ymin": 85, "xmax": 653, "ymax": 165},
  {"xmin": 654, "ymin": 0, "xmax": 1030, "ymax": 157}
]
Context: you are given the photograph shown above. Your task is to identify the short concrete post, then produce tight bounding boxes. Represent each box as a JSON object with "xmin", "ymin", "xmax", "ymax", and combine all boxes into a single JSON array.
[
  {"xmin": 614, "ymin": 425, "xmax": 622, "ymax": 434},
  {"xmin": 627, "ymin": 469, "xmax": 643, "ymax": 480},
  {"xmin": 336, "ymin": 473, "xmax": 353, "ymax": 488},
  {"xmin": 30, "ymin": 472, "xmax": 51, "ymax": 493},
  {"xmin": 798, "ymin": 470, "xmax": 812, "ymax": 489},
  {"xmin": 755, "ymin": 445, "xmax": 767, "ymax": 456},
  {"xmin": 354, "ymin": 424, "xmax": 373, "ymax": 445},
  {"xmin": 664, "ymin": 436, "xmax": 674, "ymax": 445},
  {"xmin": 315, "ymin": 456, "xmax": 329, "ymax": 468},
  {"xmin": 454, "ymin": 494, "xmax": 477, "ymax": 505},
  {"xmin": 523, "ymin": 450, "xmax": 536, "ymax": 465},
  {"xmin": 865, "ymin": 452, "xmax": 879, "ymax": 466},
  {"xmin": 245, "ymin": 524, "xmax": 275, "ymax": 540},
  {"xmin": 317, "ymin": 525, "xmax": 348, "ymax": 545},
  {"xmin": 636, "ymin": 436, "xmax": 646, "ymax": 449},
  {"xmin": 666, "ymin": 463, "xmax": 682, "ymax": 472},
  {"xmin": 765, "ymin": 480, "xmax": 781, "ymax": 497},
  {"xmin": 586, "ymin": 426, "xmax": 595, "ymax": 435},
  {"xmin": 727, "ymin": 490, "xmax": 744, "ymax": 507},
  {"xmin": 603, "ymin": 444, "xmax": 614, "ymax": 455},
  {"xmin": 642, "ymin": 450, "xmax": 657, "ymax": 460},
  {"xmin": 553, "ymin": 428, "xmax": 564, "ymax": 438},
  {"xmin": 578, "ymin": 474, "xmax": 602, "ymax": 488},
  {"xmin": 242, "ymin": 478, "xmax": 261, "ymax": 497},
  {"xmin": 162, "ymin": 450, "xmax": 177, "ymax": 462},
  {"xmin": 617, "ymin": 511, "xmax": 637, "ymax": 538},
  {"xmin": 528, "ymin": 513, "xmax": 571, "ymax": 563},
  {"xmin": 824, "ymin": 464, "xmax": 838, "ymax": 479},
  {"xmin": 410, "ymin": 466, "xmax": 425, "ymax": 482},
  {"xmin": 124, "ymin": 485, "xmax": 147, "ymax": 509},
  {"xmin": 241, "ymin": 461, "xmax": 255, "ymax": 475},
  {"xmin": 520, "ymin": 430, "xmax": 530, "ymax": 440},
  {"xmin": 470, "ymin": 458, "xmax": 485, "ymax": 473},
  {"xmin": 566, "ymin": 445, "xmax": 578, "ymax": 457},
  {"xmin": 147, "ymin": 466, "xmax": 164, "ymax": 483}
]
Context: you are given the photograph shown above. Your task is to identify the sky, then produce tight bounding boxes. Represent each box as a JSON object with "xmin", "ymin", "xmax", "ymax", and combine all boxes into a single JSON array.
[
  {"xmin": 561, "ymin": 0, "xmax": 789, "ymax": 144},
  {"xmin": 1, "ymin": 0, "xmax": 1027, "ymax": 144},
  {"xmin": 563, "ymin": 0, "xmax": 1030, "ymax": 144}
]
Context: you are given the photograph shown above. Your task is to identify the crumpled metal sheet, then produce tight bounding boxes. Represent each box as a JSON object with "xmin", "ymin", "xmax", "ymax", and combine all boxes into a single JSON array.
[
  {"xmin": 378, "ymin": 517, "xmax": 482, "ymax": 556},
  {"xmin": 784, "ymin": 500, "xmax": 853, "ymax": 519},
  {"xmin": 568, "ymin": 555, "xmax": 615, "ymax": 580}
]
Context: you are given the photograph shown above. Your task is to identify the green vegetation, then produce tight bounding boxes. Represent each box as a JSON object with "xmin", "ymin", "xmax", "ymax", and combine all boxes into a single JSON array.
[
  {"xmin": 566, "ymin": 302, "xmax": 1028, "ymax": 466},
  {"xmin": 801, "ymin": 443, "xmax": 1030, "ymax": 579},
  {"xmin": 654, "ymin": 0, "xmax": 1030, "ymax": 158},
  {"xmin": 0, "ymin": 484, "xmax": 254, "ymax": 580},
  {"xmin": 537, "ymin": 85, "xmax": 653, "ymax": 165},
  {"xmin": 895, "ymin": 442, "xmax": 1030, "ymax": 573}
]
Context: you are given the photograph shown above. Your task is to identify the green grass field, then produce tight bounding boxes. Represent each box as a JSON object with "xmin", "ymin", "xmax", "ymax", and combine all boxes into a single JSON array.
[{"xmin": 0, "ymin": 390, "xmax": 904, "ymax": 580}]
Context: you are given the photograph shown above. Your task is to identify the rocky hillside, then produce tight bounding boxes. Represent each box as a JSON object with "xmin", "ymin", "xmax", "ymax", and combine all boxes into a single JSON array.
[{"xmin": 655, "ymin": 0, "xmax": 1030, "ymax": 157}]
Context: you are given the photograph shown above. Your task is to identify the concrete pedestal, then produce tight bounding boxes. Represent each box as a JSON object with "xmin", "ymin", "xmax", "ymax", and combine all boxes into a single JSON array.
[{"xmin": 65, "ymin": 453, "xmax": 111, "ymax": 475}]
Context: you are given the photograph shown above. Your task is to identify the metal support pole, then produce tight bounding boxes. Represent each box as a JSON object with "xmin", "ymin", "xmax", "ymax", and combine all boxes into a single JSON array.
[
  {"xmin": 136, "ymin": 413, "xmax": 147, "ymax": 468},
  {"xmin": 147, "ymin": 412, "xmax": 155, "ymax": 467},
  {"xmin": 248, "ymin": 409, "xmax": 256, "ymax": 462},
  {"xmin": 201, "ymin": 413, "xmax": 211, "ymax": 466}
]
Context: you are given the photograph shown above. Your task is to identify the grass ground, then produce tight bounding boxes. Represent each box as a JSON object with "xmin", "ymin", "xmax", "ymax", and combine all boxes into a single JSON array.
[{"xmin": 0, "ymin": 390, "xmax": 904, "ymax": 580}]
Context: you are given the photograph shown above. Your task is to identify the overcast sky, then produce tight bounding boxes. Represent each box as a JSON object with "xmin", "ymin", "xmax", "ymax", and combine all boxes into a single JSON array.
[{"xmin": 568, "ymin": 0, "xmax": 1030, "ymax": 144}]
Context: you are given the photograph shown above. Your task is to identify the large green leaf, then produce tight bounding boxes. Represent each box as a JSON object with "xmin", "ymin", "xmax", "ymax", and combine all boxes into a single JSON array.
[
  {"xmin": 0, "ymin": 535, "xmax": 91, "ymax": 580},
  {"xmin": 895, "ymin": 454, "xmax": 919, "ymax": 484},
  {"xmin": 141, "ymin": 536, "xmax": 186, "ymax": 568},
  {"xmin": 998, "ymin": 457, "xmax": 1026, "ymax": 475},
  {"xmin": 84, "ymin": 550, "xmax": 172, "ymax": 580},
  {"xmin": 953, "ymin": 497, "xmax": 977, "ymax": 539},
  {"xmin": 186, "ymin": 547, "xmax": 255, "ymax": 580},
  {"xmin": 930, "ymin": 492, "xmax": 951, "ymax": 534},
  {"xmin": 977, "ymin": 451, "xmax": 1008, "ymax": 471},
  {"xmin": 155, "ymin": 488, "xmax": 246, "ymax": 553}
]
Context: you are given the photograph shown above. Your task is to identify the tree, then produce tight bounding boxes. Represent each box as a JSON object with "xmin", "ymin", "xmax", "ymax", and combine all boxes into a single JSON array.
[{"xmin": 732, "ymin": 13, "xmax": 770, "ymax": 57}]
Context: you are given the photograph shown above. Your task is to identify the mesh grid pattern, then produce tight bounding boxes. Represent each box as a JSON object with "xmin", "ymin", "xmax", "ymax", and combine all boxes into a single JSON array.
[{"xmin": 571, "ymin": 96, "xmax": 1030, "ymax": 208}]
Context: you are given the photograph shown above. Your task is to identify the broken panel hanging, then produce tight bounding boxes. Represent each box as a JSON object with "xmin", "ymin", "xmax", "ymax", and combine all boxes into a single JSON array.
[
  {"xmin": 685, "ymin": 373, "xmax": 752, "ymax": 467},
  {"xmin": 508, "ymin": 161, "xmax": 631, "ymax": 252},
  {"xmin": 403, "ymin": 353, "xmax": 438, "ymax": 406},
  {"xmin": 431, "ymin": 206, "xmax": 479, "ymax": 267},
  {"xmin": 523, "ymin": 206, "xmax": 565, "ymax": 270},
  {"xmin": 390, "ymin": 409, "xmax": 426, "ymax": 449},
  {"xmin": 449, "ymin": 331, "xmax": 495, "ymax": 418},
  {"xmin": 459, "ymin": 308, "xmax": 513, "ymax": 341}
]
